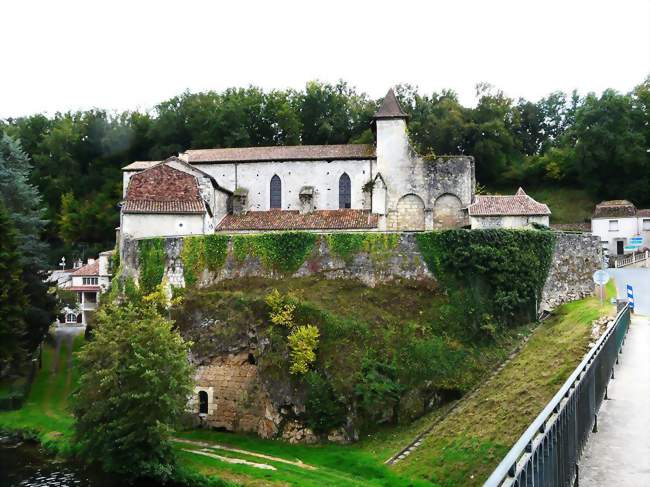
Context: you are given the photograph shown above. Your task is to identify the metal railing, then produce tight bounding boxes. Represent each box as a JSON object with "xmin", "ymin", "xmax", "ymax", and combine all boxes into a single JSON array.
[{"xmin": 484, "ymin": 304, "xmax": 631, "ymax": 487}]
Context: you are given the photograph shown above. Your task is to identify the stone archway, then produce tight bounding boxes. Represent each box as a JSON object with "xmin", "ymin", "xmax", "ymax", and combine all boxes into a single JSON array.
[
  {"xmin": 395, "ymin": 194, "xmax": 425, "ymax": 231},
  {"xmin": 433, "ymin": 193, "xmax": 463, "ymax": 228}
]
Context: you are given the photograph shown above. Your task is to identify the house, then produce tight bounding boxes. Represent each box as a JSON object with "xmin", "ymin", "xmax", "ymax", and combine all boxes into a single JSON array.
[
  {"xmin": 591, "ymin": 200, "xmax": 650, "ymax": 257},
  {"xmin": 119, "ymin": 89, "xmax": 476, "ymax": 238},
  {"xmin": 51, "ymin": 251, "xmax": 113, "ymax": 325},
  {"xmin": 467, "ymin": 188, "xmax": 551, "ymax": 229}
]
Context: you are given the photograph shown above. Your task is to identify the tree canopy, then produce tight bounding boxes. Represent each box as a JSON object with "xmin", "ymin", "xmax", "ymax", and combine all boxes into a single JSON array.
[{"xmin": 1, "ymin": 78, "xmax": 649, "ymax": 263}]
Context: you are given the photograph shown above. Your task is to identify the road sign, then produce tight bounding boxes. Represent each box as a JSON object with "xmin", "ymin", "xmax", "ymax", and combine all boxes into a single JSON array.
[
  {"xmin": 629, "ymin": 236, "xmax": 644, "ymax": 245},
  {"xmin": 627, "ymin": 284, "xmax": 635, "ymax": 310},
  {"xmin": 624, "ymin": 245, "xmax": 638, "ymax": 252},
  {"xmin": 593, "ymin": 270, "xmax": 610, "ymax": 286}
]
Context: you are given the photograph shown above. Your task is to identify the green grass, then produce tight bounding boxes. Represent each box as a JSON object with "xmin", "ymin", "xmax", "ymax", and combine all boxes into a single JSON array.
[
  {"xmin": 485, "ymin": 184, "xmax": 596, "ymax": 224},
  {"xmin": 0, "ymin": 332, "xmax": 84, "ymax": 453},
  {"xmin": 393, "ymin": 283, "xmax": 616, "ymax": 486}
]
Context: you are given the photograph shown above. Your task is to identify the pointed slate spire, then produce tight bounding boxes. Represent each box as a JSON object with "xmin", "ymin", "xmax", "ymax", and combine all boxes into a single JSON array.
[{"xmin": 374, "ymin": 88, "xmax": 408, "ymax": 120}]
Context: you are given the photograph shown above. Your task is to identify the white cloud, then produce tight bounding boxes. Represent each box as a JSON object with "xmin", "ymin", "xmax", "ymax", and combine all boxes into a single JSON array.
[{"xmin": 2, "ymin": 0, "xmax": 649, "ymax": 117}]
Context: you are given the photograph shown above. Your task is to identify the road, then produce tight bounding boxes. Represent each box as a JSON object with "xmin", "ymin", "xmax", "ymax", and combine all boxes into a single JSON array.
[{"xmin": 579, "ymin": 268, "xmax": 650, "ymax": 486}]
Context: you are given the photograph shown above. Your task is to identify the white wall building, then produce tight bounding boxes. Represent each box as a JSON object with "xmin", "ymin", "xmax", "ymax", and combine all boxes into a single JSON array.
[
  {"xmin": 119, "ymin": 89, "xmax": 476, "ymax": 238},
  {"xmin": 467, "ymin": 188, "xmax": 551, "ymax": 229},
  {"xmin": 591, "ymin": 200, "xmax": 650, "ymax": 257}
]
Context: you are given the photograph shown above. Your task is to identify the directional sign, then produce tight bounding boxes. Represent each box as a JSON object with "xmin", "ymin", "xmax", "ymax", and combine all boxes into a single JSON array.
[
  {"xmin": 627, "ymin": 284, "xmax": 635, "ymax": 310},
  {"xmin": 629, "ymin": 236, "xmax": 644, "ymax": 245},
  {"xmin": 593, "ymin": 270, "xmax": 610, "ymax": 286},
  {"xmin": 624, "ymin": 245, "xmax": 638, "ymax": 252}
]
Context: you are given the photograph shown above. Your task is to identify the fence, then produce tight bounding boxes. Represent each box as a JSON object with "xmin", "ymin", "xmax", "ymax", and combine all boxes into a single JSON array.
[
  {"xmin": 613, "ymin": 250, "xmax": 648, "ymax": 268},
  {"xmin": 483, "ymin": 304, "xmax": 631, "ymax": 487}
]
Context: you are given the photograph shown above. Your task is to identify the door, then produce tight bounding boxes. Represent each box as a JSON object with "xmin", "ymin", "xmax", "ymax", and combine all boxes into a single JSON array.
[{"xmin": 617, "ymin": 240, "xmax": 624, "ymax": 255}]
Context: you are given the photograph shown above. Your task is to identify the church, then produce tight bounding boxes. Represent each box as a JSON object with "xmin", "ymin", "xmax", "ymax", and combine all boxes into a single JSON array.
[{"xmin": 119, "ymin": 89, "xmax": 478, "ymax": 239}]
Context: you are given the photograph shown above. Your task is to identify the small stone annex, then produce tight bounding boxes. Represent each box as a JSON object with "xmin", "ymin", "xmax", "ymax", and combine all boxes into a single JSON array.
[
  {"xmin": 119, "ymin": 89, "xmax": 478, "ymax": 239},
  {"xmin": 467, "ymin": 187, "xmax": 551, "ymax": 229}
]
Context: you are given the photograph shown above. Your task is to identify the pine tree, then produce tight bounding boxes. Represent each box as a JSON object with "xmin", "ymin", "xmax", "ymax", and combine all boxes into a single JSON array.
[{"xmin": 0, "ymin": 201, "xmax": 28, "ymax": 370}]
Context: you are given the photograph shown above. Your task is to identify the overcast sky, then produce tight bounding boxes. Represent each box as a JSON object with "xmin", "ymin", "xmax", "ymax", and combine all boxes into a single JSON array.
[{"xmin": 2, "ymin": 0, "xmax": 649, "ymax": 118}]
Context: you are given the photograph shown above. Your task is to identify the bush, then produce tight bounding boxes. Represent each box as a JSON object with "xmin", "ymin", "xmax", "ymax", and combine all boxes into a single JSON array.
[
  {"xmin": 416, "ymin": 229, "xmax": 556, "ymax": 328},
  {"xmin": 287, "ymin": 324, "xmax": 320, "ymax": 375},
  {"xmin": 304, "ymin": 371, "xmax": 346, "ymax": 434}
]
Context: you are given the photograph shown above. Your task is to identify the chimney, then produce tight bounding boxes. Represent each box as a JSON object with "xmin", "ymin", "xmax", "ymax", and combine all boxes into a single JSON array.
[
  {"xmin": 232, "ymin": 187, "xmax": 249, "ymax": 215},
  {"xmin": 299, "ymin": 186, "xmax": 315, "ymax": 214}
]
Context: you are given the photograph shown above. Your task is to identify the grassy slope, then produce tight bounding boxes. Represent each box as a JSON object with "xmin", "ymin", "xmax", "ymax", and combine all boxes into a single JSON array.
[
  {"xmin": 393, "ymin": 282, "xmax": 616, "ymax": 486},
  {"xmin": 485, "ymin": 185, "xmax": 596, "ymax": 224}
]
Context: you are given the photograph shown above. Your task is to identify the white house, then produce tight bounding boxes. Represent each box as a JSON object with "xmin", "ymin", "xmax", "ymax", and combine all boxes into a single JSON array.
[
  {"xmin": 591, "ymin": 200, "xmax": 650, "ymax": 257},
  {"xmin": 55, "ymin": 251, "xmax": 113, "ymax": 325},
  {"xmin": 119, "ymin": 89, "xmax": 476, "ymax": 238},
  {"xmin": 467, "ymin": 188, "xmax": 551, "ymax": 229}
]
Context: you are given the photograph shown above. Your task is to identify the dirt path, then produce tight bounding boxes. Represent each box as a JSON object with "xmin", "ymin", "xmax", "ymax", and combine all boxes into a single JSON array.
[{"xmin": 173, "ymin": 437, "xmax": 317, "ymax": 471}]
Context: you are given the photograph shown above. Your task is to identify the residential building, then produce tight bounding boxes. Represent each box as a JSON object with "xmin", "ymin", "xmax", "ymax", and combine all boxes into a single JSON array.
[{"xmin": 591, "ymin": 200, "xmax": 650, "ymax": 257}]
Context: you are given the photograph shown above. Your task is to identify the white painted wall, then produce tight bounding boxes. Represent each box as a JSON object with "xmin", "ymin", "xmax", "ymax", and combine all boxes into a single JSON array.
[
  {"xmin": 470, "ymin": 215, "xmax": 549, "ymax": 229},
  {"xmin": 122, "ymin": 213, "xmax": 205, "ymax": 239},
  {"xmin": 591, "ymin": 217, "xmax": 650, "ymax": 255},
  {"xmin": 195, "ymin": 159, "xmax": 374, "ymax": 212}
]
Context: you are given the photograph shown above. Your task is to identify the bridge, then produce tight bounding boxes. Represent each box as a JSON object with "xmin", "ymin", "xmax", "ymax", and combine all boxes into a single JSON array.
[{"xmin": 484, "ymin": 267, "xmax": 650, "ymax": 487}]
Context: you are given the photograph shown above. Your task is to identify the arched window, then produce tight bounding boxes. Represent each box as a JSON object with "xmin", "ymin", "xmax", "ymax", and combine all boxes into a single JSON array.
[
  {"xmin": 198, "ymin": 390, "xmax": 209, "ymax": 415},
  {"xmin": 270, "ymin": 175, "xmax": 281, "ymax": 209},
  {"xmin": 339, "ymin": 173, "xmax": 351, "ymax": 209}
]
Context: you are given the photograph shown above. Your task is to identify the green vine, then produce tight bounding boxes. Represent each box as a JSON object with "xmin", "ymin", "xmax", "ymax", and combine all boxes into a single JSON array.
[
  {"xmin": 416, "ymin": 229, "xmax": 556, "ymax": 328},
  {"xmin": 181, "ymin": 235, "xmax": 229, "ymax": 287},
  {"xmin": 137, "ymin": 238, "xmax": 165, "ymax": 294},
  {"xmin": 232, "ymin": 232, "xmax": 317, "ymax": 274},
  {"xmin": 326, "ymin": 233, "xmax": 399, "ymax": 264}
]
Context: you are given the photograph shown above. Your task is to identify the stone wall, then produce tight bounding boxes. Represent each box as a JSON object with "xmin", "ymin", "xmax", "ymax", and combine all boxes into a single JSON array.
[{"xmin": 540, "ymin": 232, "xmax": 602, "ymax": 312}]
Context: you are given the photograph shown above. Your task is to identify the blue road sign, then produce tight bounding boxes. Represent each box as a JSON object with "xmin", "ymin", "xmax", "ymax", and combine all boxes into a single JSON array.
[
  {"xmin": 627, "ymin": 284, "xmax": 634, "ymax": 310},
  {"xmin": 630, "ymin": 236, "xmax": 644, "ymax": 245}
]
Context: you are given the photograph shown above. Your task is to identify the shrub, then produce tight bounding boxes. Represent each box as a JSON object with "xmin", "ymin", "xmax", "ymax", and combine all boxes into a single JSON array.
[
  {"xmin": 287, "ymin": 324, "xmax": 320, "ymax": 375},
  {"xmin": 303, "ymin": 371, "xmax": 346, "ymax": 434}
]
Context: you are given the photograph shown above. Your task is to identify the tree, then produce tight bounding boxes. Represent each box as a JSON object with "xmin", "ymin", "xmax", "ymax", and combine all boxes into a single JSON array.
[
  {"xmin": 0, "ymin": 201, "xmax": 28, "ymax": 371},
  {"xmin": 0, "ymin": 133, "xmax": 55, "ymax": 354},
  {"xmin": 73, "ymin": 300, "xmax": 193, "ymax": 479}
]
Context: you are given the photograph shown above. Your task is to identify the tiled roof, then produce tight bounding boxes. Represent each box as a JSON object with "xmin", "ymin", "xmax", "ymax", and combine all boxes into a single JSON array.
[
  {"xmin": 123, "ymin": 164, "xmax": 205, "ymax": 214},
  {"xmin": 468, "ymin": 188, "xmax": 551, "ymax": 217},
  {"xmin": 71, "ymin": 261, "xmax": 99, "ymax": 276},
  {"xmin": 122, "ymin": 160, "xmax": 160, "ymax": 171},
  {"xmin": 217, "ymin": 209, "xmax": 379, "ymax": 231},
  {"xmin": 122, "ymin": 200, "xmax": 205, "ymax": 214},
  {"xmin": 183, "ymin": 144, "xmax": 376, "ymax": 163},
  {"xmin": 593, "ymin": 200, "xmax": 636, "ymax": 218},
  {"xmin": 636, "ymin": 209, "xmax": 650, "ymax": 218},
  {"xmin": 374, "ymin": 88, "xmax": 408, "ymax": 119}
]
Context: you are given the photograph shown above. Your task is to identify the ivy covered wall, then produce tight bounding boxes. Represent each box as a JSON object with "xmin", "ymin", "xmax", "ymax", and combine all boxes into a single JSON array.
[{"xmin": 124, "ymin": 229, "xmax": 600, "ymax": 314}]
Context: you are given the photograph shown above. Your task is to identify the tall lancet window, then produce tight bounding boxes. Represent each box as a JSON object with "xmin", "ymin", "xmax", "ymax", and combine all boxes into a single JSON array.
[
  {"xmin": 339, "ymin": 173, "xmax": 351, "ymax": 209},
  {"xmin": 270, "ymin": 175, "xmax": 281, "ymax": 209}
]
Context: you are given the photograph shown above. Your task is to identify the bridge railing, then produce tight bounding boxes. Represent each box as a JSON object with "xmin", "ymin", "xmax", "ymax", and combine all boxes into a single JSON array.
[{"xmin": 483, "ymin": 304, "xmax": 630, "ymax": 487}]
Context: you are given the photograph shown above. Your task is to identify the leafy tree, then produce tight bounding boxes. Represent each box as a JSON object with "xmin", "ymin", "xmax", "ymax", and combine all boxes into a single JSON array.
[
  {"xmin": 0, "ymin": 201, "xmax": 28, "ymax": 371},
  {"xmin": 73, "ymin": 300, "xmax": 193, "ymax": 479}
]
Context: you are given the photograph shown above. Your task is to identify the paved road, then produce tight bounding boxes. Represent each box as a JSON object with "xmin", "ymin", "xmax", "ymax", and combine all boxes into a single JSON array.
[
  {"xmin": 579, "ymin": 268, "xmax": 650, "ymax": 486},
  {"xmin": 607, "ymin": 268, "xmax": 650, "ymax": 315}
]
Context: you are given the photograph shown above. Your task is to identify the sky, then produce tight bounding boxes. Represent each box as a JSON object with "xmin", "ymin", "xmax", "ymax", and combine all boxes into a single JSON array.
[{"xmin": 2, "ymin": 0, "xmax": 649, "ymax": 118}]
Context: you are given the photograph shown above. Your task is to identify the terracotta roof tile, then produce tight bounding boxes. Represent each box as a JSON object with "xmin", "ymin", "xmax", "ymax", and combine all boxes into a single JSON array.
[
  {"xmin": 123, "ymin": 164, "xmax": 205, "ymax": 214},
  {"xmin": 468, "ymin": 189, "xmax": 551, "ymax": 216},
  {"xmin": 183, "ymin": 144, "xmax": 375, "ymax": 163},
  {"xmin": 636, "ymin": 209, "xmax": 650, "ymax": 218},
  {"xmin": 71, "ymin": 261, "xmax": 99, "ymax": 276},
  {"xmin": 593, "ymin": 200, "xmax": 636, "ymax": 218},
  {"xmin": 217, "ymin": 209, "xmax": 378, "ymax": 231}
]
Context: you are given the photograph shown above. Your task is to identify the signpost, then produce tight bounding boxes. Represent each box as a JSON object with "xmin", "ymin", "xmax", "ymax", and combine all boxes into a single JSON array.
[
  {"xmin": 627, "ymin": 284, "xmax": 634, "ymax": 311},
  {"xmin": 593, "ymin": 270, "xmax": 610, "ymax": 304},
  {"xmin": 625, "ymin": 236, "xmax": 644, "ymax": 253}
]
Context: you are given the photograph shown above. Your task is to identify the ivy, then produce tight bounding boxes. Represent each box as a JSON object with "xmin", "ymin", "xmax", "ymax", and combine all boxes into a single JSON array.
[
  {"xmin": 137, "ymin": 238, "xmax": 166, "ymax": 294},
  {"xmin": 181, "ymin": 235, "xmax": 229, "ymax": 287},
  {"xmin": 326, "ymin": 232, "xmax": 399, "ymax": 264},
  {"xmin": 416, "ymin": 229, "xmax": 556, "ymax": 328},
  {"xmin": 232, "ymin": 232, "xmax": 317, "ymax": 274}
]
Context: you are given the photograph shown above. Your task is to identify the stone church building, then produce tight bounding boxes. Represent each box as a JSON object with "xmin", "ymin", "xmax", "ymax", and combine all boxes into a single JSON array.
[{"xmin": 119, "ymin": 89, "xmax": 538, "ymax": 239}]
